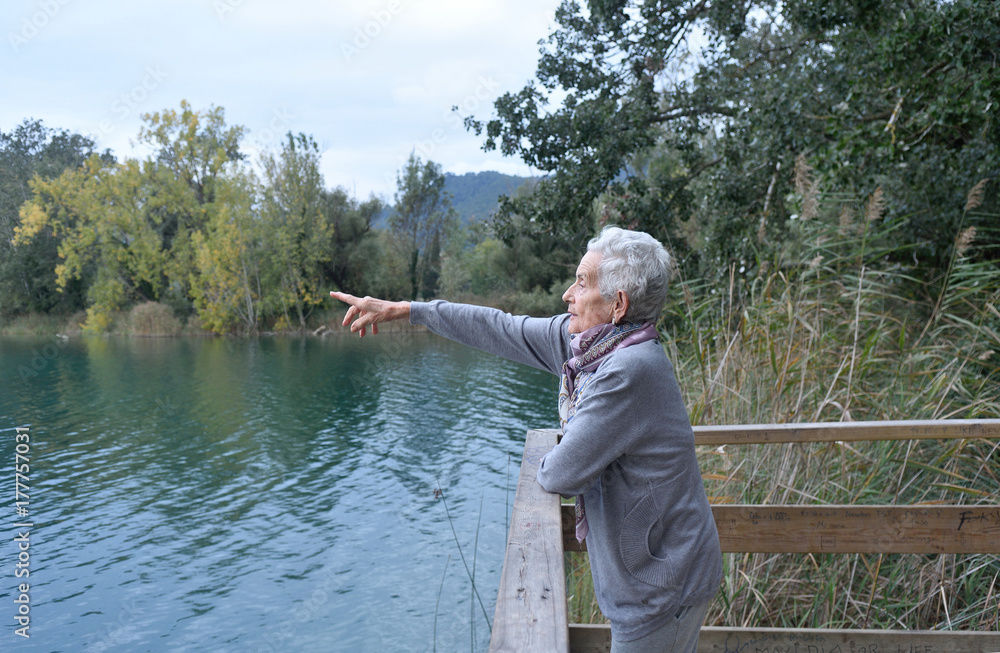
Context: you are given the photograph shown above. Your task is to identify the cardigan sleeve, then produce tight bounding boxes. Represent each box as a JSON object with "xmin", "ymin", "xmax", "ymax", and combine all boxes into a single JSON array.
[
  {"xmin": 409, "ymin": 300, "xmax": 572, "ymax": 376},
  {"xmin": 536, "ymin": 343, "xmax": 680, "ymax": 496},
  {"xmin": 537, "ymin": 362, "xmax": 640, "ymax": 496}
]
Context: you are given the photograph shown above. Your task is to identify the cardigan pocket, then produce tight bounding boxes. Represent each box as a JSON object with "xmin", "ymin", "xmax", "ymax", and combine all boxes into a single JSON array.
[{"xmin": 619, "ymin": 494, "xmax": 678, "ymax": 589}]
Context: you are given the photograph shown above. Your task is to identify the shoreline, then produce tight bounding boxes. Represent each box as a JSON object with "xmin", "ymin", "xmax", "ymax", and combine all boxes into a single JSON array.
[
  {"xmin": 0, "ymin": 293, "xmax": 562, "ymax": 338},
  {"xmin": 0, "ymin": 307, "xmax": 429, "ymax": 339},
  {"xmin": 0, "ymin": 324, "xmax": 430, "ymax": 339}
]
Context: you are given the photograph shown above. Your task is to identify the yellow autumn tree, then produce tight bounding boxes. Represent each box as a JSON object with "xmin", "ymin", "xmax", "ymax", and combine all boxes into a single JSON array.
[
  {"xmin": 188, "ymin": 172, "xmax": 262, "ymax": 334},
  {"xmin": 15, "ymin": 157, "xmax": 169, "ymax": 331},
  {"xmin": 14, "ymin": 102, "xmax": 247, "ymax": 332},
  {"xmin": 134, "ymin": 101, "xmax": 246, "ymax": 305}
]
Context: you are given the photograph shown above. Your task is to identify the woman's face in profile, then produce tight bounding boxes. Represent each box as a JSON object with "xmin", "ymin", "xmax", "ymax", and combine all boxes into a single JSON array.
[{"xmin": 563, "ymin": 250, "xmax": 613, "ymax": 334}]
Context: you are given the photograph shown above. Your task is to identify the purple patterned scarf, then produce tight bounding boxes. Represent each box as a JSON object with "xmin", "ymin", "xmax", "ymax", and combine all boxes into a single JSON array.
[{"xmin": 559, "ymin": 321, "xmax": 658, "ymax": 541}]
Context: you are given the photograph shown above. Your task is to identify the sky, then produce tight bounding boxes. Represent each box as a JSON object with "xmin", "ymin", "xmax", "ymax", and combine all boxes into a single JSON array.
[{"xmin": 2, "ymin": 0, "xmax": 562, "ymax": 200}]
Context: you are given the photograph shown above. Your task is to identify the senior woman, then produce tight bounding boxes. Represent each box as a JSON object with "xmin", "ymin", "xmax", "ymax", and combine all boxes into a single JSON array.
[{"xmin": 331, "ymin": 226, "xmax": 721, "ymax": 652}]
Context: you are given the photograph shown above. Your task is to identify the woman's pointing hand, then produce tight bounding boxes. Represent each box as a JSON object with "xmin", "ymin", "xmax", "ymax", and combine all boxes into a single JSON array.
[{"xmin": 329, "ymin": 291, "xmax": 410, "ymax": 337}]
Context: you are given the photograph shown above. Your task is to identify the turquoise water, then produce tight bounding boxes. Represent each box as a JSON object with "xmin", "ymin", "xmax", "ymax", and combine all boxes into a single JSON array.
[{"xmin": 0, "ymin": 333, "xmax": 559, "ymax": 652}]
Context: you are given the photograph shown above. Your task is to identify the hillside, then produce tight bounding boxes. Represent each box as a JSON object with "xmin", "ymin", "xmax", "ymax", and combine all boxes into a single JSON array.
[
  {"xmin": 443, "ymin": 171, "xmax": 535, "ymax": 224},
  {"xmin": 377, "ymin": 170, "xmax": 536, "ymax": 227}
]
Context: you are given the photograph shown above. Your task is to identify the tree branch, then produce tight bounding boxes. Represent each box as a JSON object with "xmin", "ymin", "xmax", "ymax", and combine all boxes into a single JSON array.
[{"xmin": 652, "ymin": 105, "xmax": 738, "ymax": 122}]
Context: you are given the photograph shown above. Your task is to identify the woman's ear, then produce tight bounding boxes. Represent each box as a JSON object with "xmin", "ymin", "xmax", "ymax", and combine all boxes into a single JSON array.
[{"xmin": 614, "ymin": 291, "xmax": 630, "ymax": 323}]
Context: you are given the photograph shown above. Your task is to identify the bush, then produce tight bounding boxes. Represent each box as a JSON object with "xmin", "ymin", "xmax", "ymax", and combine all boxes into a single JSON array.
[{"xmin": 127, "ymin": 302, "xmax": 182, "ymax": 336}]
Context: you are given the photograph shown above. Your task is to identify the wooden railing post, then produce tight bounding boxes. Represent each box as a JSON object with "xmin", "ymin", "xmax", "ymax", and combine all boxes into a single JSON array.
[{"xmin": 488, "ymin": 428, "xmax": 569, "ymax": 653}]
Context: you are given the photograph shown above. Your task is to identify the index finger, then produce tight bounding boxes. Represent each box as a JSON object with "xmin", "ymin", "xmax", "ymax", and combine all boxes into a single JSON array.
[
  {"xmin": 331, "ymin": 291, "xmax": 362, "ymax": 328},
  {"xmin": 329, "ymin": 290, "xmax": 357, "ymax": 305}
]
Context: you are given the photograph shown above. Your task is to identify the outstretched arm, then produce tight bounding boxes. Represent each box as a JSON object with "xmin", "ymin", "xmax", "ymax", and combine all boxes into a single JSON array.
[
  {"xmin": 332, "ymin": 292, "xmax": 572, "ymax": 374},
  {"xmin": 410, "ymin": 301, "xmax": 572, "ymax": 375},
  {"xmin": 330, "ymin": 291, "xmax": 410, "ymax": 337}
]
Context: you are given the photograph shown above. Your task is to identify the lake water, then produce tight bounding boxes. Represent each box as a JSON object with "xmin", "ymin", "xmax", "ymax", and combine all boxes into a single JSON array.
[{"xmin": 0, "ymin": 333, "xmax": 559, "ymax": 652}]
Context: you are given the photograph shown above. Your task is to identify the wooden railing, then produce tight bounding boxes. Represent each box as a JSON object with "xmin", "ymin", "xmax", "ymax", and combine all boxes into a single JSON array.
[{"xmin": 489, "ymin": 420, "xmax": 1000, "ymax": 653}]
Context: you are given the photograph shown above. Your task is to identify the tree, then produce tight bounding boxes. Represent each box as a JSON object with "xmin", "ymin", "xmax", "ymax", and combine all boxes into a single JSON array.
[
  {"xmin": 189, "ymin": 172, "xmax": 263, "ymax": 334},
  {"xmin": 16, "ymin": 157, "xmax": 165, "ymax": 331},
  {"xmin": 14, "ymin": 103, "xmax": 249, "ymax": 330},
  {"xmin": 390, "ymin": 153, "xmax": 457, "ymax": 300},
  {"xmin": 136, "ymin": 101, "xmax": 247, "ymax": 310},
  {"xmin": 0, "ymin": 120, "xmax": 109, "ymax": 316},
  {"xmin": 468, "ymin": 0, "xmax": 999, "ymax": 274},
  {"xmin": 258, "ymin": 133, "xmax": 336, "ymax": 329},
  {"xmin": 321, "ymin": 187, "xmax": 385, "ymax": 296}
]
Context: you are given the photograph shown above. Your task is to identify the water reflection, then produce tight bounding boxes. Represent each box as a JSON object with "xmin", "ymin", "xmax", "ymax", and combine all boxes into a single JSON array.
[{"xmin": 0, "ymin": 333, "xmax": 558, "ymax": 652}]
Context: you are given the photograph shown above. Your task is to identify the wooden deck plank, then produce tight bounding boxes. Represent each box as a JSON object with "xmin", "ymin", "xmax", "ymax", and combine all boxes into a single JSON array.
[
  {"xmin": 569, "ymin": 624, "xmax": 1000, "ymax": 653},
  {"xmin": 488, "ymin": 428, "xmax": 569, "ymax": 653},
  {"xmin": 693, "ymin": 419, "xmax": 1000, "ymax": 445},
  {"xmin": 563, "ymin": 504, "xmax": 1000, "ymax": 554}
]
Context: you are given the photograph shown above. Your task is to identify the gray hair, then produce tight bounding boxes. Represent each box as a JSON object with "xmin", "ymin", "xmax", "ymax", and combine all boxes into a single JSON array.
[{"xmin": 587, "ymin": 226, "xmax": 672, "ymax": 324}]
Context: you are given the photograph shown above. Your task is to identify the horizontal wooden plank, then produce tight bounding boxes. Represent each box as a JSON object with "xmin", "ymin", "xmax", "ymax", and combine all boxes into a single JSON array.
[
  {"xmin": 563, "ymin": 504, "xmax": 1000, "ymax": 554},
  {"xmin": 693, "ymin": 419, "xmax": 1000, "ymax": 445},
  {"xmin": 568, "ymin": 624, "xmax": 609, "ymax": 653},
  {"xmin": 699, "ymin": 627, "xmax": 1000, "ymax": 653},
  {"xmin": 489, "ymin": 429, "xmax": 569, "ymax": 653},
  {"xmin": 568, "ymin": 624, "xmax": 1000, "ymax": 653},
  {"xmin": 714, "ymin": 505, "xmax": 1000, "ymax": 553}
]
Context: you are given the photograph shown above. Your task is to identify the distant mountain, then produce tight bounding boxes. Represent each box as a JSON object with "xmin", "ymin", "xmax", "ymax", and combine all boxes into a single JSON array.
[
  {"xmin": 443, "ymin": 171, "xmax": 536, "ymax": 224},
  {"xmin": 376, "ymin": 170, "xmax": 536, "ymax": 227}
]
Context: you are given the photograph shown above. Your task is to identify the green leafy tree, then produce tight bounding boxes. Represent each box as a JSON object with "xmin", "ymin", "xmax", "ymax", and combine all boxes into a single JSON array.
[
  {"xmin": 0, "ymin": 120, "xmax": 110, "ymax": 316},
  {"xmin": 321, "ymin": 187, "xmax": 385, "ymax": 296},
  {"xmin": 16, "ymin": 157, "xmax": 168, "ymax": 331},
  {"xmin": 365, "ymin": 230, "xmax": 413, "ymax": 300},
  {"xmin": 14, "ymin": 103, "xmax": 248, "ymax": 331},
  {"xmin": 441, "ymin": 217, "xmax": 578, "ymax": 300},
  {"xmin": 390, "ymin": 153, "xmax": 457, "ymax": 300},
  {"xmin": 136, "ymin": 101, "xmax": 247, "ymax": 310},
  {"xmin": 258, "ymin": 133, "xmax": 336, "ymax": 329},
  {"xmin": 468, "ymin": 0, "xmax": 999, "ymax": 273}
]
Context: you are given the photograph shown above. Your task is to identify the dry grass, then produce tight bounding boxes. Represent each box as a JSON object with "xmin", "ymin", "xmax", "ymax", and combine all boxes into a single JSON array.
[{"xmin": 0, "ymin": 311, "xmax": 80, "ymax": 336}]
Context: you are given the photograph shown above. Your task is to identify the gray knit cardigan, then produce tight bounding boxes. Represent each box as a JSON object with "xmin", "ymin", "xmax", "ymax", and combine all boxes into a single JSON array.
[{"xmin": 410, "ymin": 300, "xmax": 722, "ymax": 643}]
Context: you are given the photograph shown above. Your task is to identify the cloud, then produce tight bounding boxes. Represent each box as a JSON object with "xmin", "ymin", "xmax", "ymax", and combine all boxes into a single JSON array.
[
  {"xmin": 405, "ymin": 0, "xmax": 506, "ymax": 33},
  {"xmin": 1, "ymin": 0, "xmax": 558, "ymax": 199}
]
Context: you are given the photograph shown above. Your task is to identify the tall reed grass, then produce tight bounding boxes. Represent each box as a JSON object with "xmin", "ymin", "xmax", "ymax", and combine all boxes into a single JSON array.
[
  {"xmin": 0, "ymin": 311, "xmax": 76, "ymax": 336},
  {"xmin": 567, "ymin": 180, "xmax": 1000, "ymax": 631}
]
